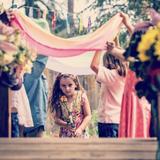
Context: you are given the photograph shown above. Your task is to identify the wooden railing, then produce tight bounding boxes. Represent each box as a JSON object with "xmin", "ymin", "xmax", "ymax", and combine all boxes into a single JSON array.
[{"xmin": 0, "ymin": 138, "xmax": 158, "ymax": 160}]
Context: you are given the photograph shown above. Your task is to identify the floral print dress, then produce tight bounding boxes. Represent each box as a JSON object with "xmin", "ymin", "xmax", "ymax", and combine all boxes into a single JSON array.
[{"xmin": 59, "ymin": 91, "xmax": 87, "ymax": 137}]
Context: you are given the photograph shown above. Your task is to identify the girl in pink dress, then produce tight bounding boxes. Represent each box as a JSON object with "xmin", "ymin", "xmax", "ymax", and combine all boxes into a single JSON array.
[
  {"xmin": 118, "ymin": 18, "xmax": 153, "ymax": 138},
  {"xmin": 102, "ymin": 12, "xmax": 151, "ymax": 138},
  {"xmin": 119, "ymin": 70, "xmax": 151, "ymax": 138}
]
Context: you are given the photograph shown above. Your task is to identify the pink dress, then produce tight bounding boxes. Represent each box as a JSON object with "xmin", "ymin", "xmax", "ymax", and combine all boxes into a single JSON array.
[{"xmin": 119, "ymin": 70, "xmax": 151, "ymax": 138}]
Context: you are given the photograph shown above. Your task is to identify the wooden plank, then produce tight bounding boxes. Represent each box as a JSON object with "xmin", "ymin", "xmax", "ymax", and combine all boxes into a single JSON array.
[
  {"xmin": 0, "ymin": 150, "xmax": 156, "ymax": 160},
  {"xmin": 0, "ymin": 137, "xmax": 157, "ymax": 144},
  {"xmin": 0, "ymin": 85, "xmax": 9, "ymax": 137},
  {"xmin": 0, "ymin": 138, "xmax": 157, "ymax": 160},
  {"xmin": 0, "ymin": 143, "xmax": 157, "ymax": 151}
]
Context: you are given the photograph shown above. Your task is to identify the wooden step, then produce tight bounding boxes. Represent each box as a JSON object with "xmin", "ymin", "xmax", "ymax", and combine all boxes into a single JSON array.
[{"xmin": 0, "ymin": 138, "xmax": 158, "ymax": 160}]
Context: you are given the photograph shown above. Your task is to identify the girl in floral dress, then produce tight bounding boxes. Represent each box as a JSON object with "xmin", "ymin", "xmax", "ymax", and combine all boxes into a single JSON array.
[{"xmin": 50, "ymin": 73, "xmax": 91, "ymax": 137}]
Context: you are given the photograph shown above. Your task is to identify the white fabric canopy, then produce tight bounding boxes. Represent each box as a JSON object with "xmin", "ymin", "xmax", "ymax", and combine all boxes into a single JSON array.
[{"xmin": 46, "ymin": 52, "xmax": 97, "ymax": 75}]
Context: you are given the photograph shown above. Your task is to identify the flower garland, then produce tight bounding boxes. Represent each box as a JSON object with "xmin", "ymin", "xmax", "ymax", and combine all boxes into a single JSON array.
[{"xmin": 60, "ymin": 95, "xmax": 76, "ymax": 128}]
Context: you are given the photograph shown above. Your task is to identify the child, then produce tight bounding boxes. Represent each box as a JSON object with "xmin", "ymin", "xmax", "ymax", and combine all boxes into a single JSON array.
[
  {"xmin": 90, "ymin": 12, "xmax": 133, "ymax": 138},
  {"xmin": 50, "ymin": 73, "xmax": 91, "ymax": 137},
  {"xmin": 104, "ymin": 13, "xmax": 151, "ymax": 138},
  {"xmin": 10, "ymin": 65, "xmax": 33, "ymax": 137},
  {"xmin": 11, "ymin": 84, "xmax": 34, "ymax": 137},
  {"xmin": 90, "ymin": 46, "xmax": 127, "ymax": 137}
]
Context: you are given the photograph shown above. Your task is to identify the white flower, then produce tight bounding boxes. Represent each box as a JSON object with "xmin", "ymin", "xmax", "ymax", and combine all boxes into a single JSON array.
[{"xmin": 0, "ymin": 53, "xmax": 15, "ymax": 65}]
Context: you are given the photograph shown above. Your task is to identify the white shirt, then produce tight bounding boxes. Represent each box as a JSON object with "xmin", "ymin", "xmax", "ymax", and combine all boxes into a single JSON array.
[{"xmin": 96, "ymin": 66, "xmax": 126, "ymax": 123}]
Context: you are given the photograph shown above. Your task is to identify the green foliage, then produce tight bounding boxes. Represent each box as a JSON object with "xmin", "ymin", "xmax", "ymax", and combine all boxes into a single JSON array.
[{"xmin": 88, "ymin": 110, "xmax": 98, "ymax": 137}]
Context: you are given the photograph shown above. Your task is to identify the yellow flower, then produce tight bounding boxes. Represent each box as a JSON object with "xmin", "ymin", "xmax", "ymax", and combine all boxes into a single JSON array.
[
  {"xmin": 18, "ymin": 53, "xmax": 26, "ymax": 64},
  {"xmin": 23, "ymin": 60, "xmax": 33, "ymax": 73},
  {"xmin": 0, "ymin": 53, "xmax": 15, "ymax": 65},
  {"xmin": 60, "ymin": 96, "xmax": 68, "ymax": 102},
  {"xmin": 138, "ymin": 27, "xmax": 158, "ymax": 53},
  {"xmin": 154, "ymin": 40, "xmax": 160, "ymax": 56},
  {"xmin": 14, "ymin": 34, "xmax": 21, "ymax": 46},
  {"xmin": 138, "ymin": 51, "xmax": 150, "ymax": 62}
]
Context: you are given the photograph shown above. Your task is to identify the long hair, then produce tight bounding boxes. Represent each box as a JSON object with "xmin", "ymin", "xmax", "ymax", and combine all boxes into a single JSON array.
[
  {"xmin": 103, "ymin": 53, "xmax": 127, "ymax": 77},
  {"xmin": 50, "ymin": 73, "xmax": 83, "ymax": 113}
]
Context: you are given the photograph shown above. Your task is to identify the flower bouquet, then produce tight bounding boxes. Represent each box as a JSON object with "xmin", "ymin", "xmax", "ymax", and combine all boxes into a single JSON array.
[
  {"xmin": 60, "ymin": 95, "xmax": 75, "ymax": 129},
  {"xmin": 124, "ymin": 23, "xmax": 160, "ymax": 103},
  {"xmin": 0, "ymin": 21, "xmax": 36, "ymax": 88}
]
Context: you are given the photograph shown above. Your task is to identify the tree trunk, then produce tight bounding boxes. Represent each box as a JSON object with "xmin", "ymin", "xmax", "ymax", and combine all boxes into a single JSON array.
[{"xmin": 68, "ymin": 0, "xmax": 74, "ymax": 36}]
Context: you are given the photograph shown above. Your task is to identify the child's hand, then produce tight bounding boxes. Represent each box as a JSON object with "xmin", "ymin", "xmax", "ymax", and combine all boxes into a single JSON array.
[
  {"xmin": 119, "ymin": 12, "xmax": 134, "ymax": 34},
  {"xmin": 6, "ymin": 9, "xmax": 15, "ymax": 21},
  {"xmin": 105, "ymin": 41, "xmax": 115, "ymax": 52},
  {"xmin": 75, "ymin": 128, "xmax": 83, "ymax": 137}
]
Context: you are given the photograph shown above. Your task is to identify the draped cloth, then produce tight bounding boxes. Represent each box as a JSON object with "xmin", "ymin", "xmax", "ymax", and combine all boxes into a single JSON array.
[
  {"xmin": 46, "ymin": 54, "xmax": 95, "ymax": 75},
  {"xmin": 11, "ymin": 10, "xmax": 123, "ymax": 57}
]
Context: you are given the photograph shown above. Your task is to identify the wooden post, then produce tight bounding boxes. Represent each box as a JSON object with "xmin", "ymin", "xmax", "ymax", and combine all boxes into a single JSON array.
[
  {"xmin": 0, "ymin": 84, "xmax": 9, "ymax": 137},
  {"xmin": 156, "ymin": 92, "xmax": 160, "ymax": 159},
  {"xmin": 8, "ymin": 89, "xmax": 12, "ymax": 137}
]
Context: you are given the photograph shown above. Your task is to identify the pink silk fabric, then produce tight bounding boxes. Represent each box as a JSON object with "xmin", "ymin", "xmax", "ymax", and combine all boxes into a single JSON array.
[
  {"xmin": 11, "ymin": 11, "xmax": 122, "ymax": 57},
  {"xmin": 119, "ymin": 70, "xmax": 151, "ymax": 138}
]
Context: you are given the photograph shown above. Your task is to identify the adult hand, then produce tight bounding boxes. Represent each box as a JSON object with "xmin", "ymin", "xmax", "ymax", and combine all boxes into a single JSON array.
[
  {"xmin": 134, "ymin": 21, "xmax": 152, "ymax": 32},
  {"xmin": 149, "ymin": 8, "xmax": 160, "ymax": 25},
  {"xmin": 6, "ymin": 9, "xmax": 15, "ymax": 21}
]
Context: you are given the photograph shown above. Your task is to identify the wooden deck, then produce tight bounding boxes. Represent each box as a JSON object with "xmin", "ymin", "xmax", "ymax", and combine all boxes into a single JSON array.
[{"xmin": 0, "ymin": 138, "xmax": 158, "ymax": 160}]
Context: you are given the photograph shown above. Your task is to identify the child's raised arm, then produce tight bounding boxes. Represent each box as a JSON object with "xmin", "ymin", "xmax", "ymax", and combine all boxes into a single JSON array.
[
  {"xmin": 90, "ymin": 50, "xmax": 102, "ymax": 74},
  {"xmin": 120, "ymin": 12, "xmax": 134, "ymax": 35},
  {"xmin": 106, "ymin": 41, "xmax": 125, "ymax": 60}
]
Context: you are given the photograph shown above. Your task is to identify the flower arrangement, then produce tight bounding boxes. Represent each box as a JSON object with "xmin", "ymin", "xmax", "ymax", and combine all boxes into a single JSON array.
[
  {"xmin": 137, "ymin": 23, "xmax": 160, "ymax": 62},
  {"xmin": 0, "ymin": 21, "xmax": 36, "ymax": 87},
  {"xmin": 124, "ymin": 23, "xmax": 160, "ymax": 103},
  {"xmin": 0, "ymin": 22, "xmax": 36, "ymax": 73}
]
